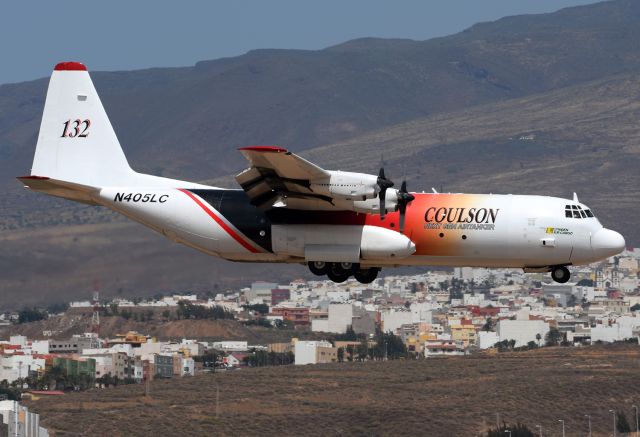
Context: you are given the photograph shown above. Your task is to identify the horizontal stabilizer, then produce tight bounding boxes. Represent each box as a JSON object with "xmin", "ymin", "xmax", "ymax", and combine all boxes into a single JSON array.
[{"xmin": 17, "ymin": 175, "xmax": 100, "ymax": 205}]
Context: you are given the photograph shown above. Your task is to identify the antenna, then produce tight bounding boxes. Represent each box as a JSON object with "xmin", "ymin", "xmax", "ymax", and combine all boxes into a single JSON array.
[{"xmin": 91, "ymin": 279, "xmax": 101, "ymax": 343}]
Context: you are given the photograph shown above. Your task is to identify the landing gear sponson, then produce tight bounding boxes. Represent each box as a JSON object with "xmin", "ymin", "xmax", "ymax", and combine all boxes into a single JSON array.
[{"xmin": 308, "ymin": 261, "xmax": 380, "ymax": 284}]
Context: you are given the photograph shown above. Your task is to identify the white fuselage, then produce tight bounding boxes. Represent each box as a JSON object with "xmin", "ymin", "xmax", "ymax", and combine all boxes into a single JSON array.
[{"xmin": 96, "ymin": 186, "xmax": 625, "ymax": 270}]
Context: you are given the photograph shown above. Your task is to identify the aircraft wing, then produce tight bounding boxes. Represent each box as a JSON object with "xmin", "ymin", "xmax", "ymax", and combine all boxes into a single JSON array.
[{"xmin": 235, "ymin": 146, "xmax": 336, "ymax": 209}]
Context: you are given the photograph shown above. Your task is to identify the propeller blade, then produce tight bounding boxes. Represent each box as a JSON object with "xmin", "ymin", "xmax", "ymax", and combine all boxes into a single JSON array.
[
  {"xmin": 396, "ymin": 180, "xmax": 415, "ymax": 233},
  {"xmin": 377, "ymin": 167, "xmax": 394, "ymax": 219}
]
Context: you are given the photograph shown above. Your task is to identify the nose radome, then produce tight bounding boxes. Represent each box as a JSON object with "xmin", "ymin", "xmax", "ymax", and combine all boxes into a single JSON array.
[{"xmin": 591, "ymin": 228, "xmax": 626, "ymax": 258}]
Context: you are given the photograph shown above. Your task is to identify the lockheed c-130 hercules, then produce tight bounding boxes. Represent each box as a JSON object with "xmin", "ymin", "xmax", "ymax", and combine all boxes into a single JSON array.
[{"xmin": 18, "ymin": 62, "xmax": 626, "ymax": 284}]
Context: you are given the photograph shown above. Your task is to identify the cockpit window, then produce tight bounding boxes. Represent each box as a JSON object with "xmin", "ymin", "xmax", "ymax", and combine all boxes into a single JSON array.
[{"xmin": 565, "ymin": 204, "xmax": 595, "ymax": 219}]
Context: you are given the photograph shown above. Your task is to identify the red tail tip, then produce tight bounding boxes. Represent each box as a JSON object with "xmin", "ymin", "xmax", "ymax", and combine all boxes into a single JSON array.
[
  {"xmin": 238, "ymin": 146, "xmax": 288, "ymax": 153},
  {"xmin": 54, "ymin": 62, "xmax": 87, "ymax": 71}
]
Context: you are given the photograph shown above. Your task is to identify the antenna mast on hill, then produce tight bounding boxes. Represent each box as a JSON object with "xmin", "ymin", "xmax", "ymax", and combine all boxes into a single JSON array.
[{"xmin": 91, "ymin": 279, "xmax": 101, "ymax": 343}]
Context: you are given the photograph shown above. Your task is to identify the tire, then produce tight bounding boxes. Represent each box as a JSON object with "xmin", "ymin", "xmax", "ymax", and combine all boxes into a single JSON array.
[
  {"xmin": 327, "ymin": 263, "xmax": 351, "ymax": 283},
  {"xmin": 339, "ymin": 262, "xmax": 358, "ymax": 275},
  {"xmin": 354, "ymin": 268, "xmax": 379, "ymax": 284},
  {"xmin": 551, "ymin": 266, "xmax": 570, "ymax": 283},
  {"xmin": 308, "ymin": 261, "xmax": 329, "ymax": 276}
]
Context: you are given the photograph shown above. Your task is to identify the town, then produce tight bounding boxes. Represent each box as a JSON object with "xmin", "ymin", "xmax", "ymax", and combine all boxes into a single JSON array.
[
  {"xmin": 1, "ymin": 247, "xmax": 638, "ymax": 392},
  {"xmin": 2, "ymin": 252, "xmax": 639, "ymax": 434}
]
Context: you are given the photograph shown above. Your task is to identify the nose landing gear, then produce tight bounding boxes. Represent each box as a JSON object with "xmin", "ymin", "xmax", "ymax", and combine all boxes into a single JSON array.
[
  {"xmin": 308, "ymin": 261, "xmax": 380, "ymax": 284},
  {"xmin": 550, "ymin": 265, "xmax": 570, "ymax": 283}
]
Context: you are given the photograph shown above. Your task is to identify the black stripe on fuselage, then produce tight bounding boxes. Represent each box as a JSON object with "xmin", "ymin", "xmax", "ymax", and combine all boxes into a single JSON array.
[
  {"xmin": 186, "ymin": 189, "xmax": 367, "ymax": 252},
  {"xmin": 188, "ymin": 189, "xmax": 273, "ymax": 253}
]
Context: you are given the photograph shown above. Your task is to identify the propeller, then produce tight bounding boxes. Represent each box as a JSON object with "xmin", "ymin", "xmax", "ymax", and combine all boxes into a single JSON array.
[
  {"xmin": 377, "ymin": 167, "xmax": 394, "ymax": 219},
  {"xmin": 396, "ymin": 180, "xmax": 415, "ymax": 233}
]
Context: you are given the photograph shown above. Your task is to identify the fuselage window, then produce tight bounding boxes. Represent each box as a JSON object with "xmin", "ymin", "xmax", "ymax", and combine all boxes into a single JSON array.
[
  {"xmin": 565, "ymin": 210, "xmax": 572, "ymax": 218},
  {"xmin": 585, "ymin": 209, "xmax": 594, "ymax": 217},
  {"xmin": 573, "ymin": 210, "xmax": 581, "ymax": 218}
]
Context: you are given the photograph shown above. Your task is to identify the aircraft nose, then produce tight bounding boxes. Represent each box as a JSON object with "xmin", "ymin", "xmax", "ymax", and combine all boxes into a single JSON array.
[{"xmin": 591, "ymin": 228, "xmax": 625, "ymax": 258}]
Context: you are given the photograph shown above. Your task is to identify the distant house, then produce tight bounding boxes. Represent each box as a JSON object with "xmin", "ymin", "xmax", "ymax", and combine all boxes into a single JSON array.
[
  {"xmin": 224, "ymin": 353, "xmax": 248, "ymax": 368},
  {"xmin": 294, "ymin": 341, "xmax": 337, "ymax": 365},
  {"xmin": 424, "ymin": 340, "xmax": 465, "ymax": 358}
]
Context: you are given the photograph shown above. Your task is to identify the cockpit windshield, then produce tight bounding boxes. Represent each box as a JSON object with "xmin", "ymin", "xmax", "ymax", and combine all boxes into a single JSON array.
[{"xmin": 565, "ymin": 204, "xmax": 594, "ymax": 219}]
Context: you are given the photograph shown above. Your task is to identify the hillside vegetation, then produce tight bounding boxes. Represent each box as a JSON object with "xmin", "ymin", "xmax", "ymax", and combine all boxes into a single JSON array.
[{"xmin": 25, "ymin": 344, "xmax": 640, "ymax": 436}]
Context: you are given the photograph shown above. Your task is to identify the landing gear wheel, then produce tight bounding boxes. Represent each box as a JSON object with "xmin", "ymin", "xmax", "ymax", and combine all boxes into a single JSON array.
[
  {"xmin": 327, "ymin": 263, "xmax": 351, "ymax": 283},
  {"xmin": 338, "ymin": 262, "xmax": 358, "ymax": 275},
  {"xmin": 551, "ymin": 266, "xmax": 570, "ymax": 283},
  {"xmin": 354, "ymin": 268, "xmax": 379, "ymax": 284},
  {"xmin": 308, "ymin": 261, "xmax": 329, "ymax": 276}
]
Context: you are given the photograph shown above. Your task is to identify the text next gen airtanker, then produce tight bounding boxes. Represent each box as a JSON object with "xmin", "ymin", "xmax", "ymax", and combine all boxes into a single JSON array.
[{"xmin": 18, "ymin": 63, "xmax": 626, "ymax": 284}]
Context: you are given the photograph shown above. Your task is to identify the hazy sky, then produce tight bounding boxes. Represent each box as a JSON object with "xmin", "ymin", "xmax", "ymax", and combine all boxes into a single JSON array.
[{"xmin": 1, "ymin": 0, "xmax": 600, "ymax": 85}]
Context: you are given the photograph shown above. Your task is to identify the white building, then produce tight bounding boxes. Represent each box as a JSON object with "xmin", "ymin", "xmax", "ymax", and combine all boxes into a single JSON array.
[
  {"xmin": 477, "ymin": 331, "xmax": 500, "ymax": 349},
  {"xmin": 496, "ymin": 319, "xmax": 549, "ymax": 347},
  {"xmin": 211, "ymin": 341, "xmax": 248, "ymax": 352},
  {"xmin": 410, "ymin": 302, "xmax": 433, "ymax": 324},
  {"xmin": 591, "ymin": 323, "xmax": 633, "ymax": 343},
  {"xmin": 0, "ymin": 400, "xmax": 49, "ymax": 437},
  {"xmin": 381, "ymin": 309, "xmax": 413, "ymax": 334},
  {"xmin": 294, "ymin": 340, "xmax": 336, "ymax": 365},
  {"xmin": 311, "ymin": 319, "xmax": 330, "ymax": 332},
  {"xmin": 327, "ymin": 304, "xmax": 354, "ymax": 334},
  {"xmin": 0, "ymin": 355, "xmax": 46, "ymax": 384},
  {"xmin": 424, "ymin": 340, "xmax": 465, "ymax": 357}
]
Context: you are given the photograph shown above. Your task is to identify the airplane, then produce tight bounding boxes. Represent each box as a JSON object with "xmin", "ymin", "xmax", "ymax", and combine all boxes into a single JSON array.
[{"xmin": 18, "ymin": 62, "xmax": 626, "ymax": 285}]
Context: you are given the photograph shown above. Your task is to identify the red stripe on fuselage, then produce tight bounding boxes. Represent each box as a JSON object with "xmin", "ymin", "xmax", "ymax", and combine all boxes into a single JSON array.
[{"xmin": 178, "ymin": 189, "xmax": 261, "ymax": 254}]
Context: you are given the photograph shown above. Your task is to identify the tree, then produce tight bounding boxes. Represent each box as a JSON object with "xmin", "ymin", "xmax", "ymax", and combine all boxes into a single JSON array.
[
  {"xmin": 243, "ymin": 303, "xmax": 269, "ymax": 315},
  {"xmin": 617, "ymin": 411, "xmax": 632, "ymax": 433},
  {"xmin": 17, "ymin": 307, "xmax": 48, "ymax": 324},
  {"xmin": 337, "ymin": 347, "xmax": 345, "ymax": 362},
  {"xmin": 109, "ymin": 303, "xmax": 119, "ymax": 316},
  {"xmin": 356, "ymin": 339, "xmax": 369, "ymax": 361},
  {"xmin": 545, "ymin": 327, "xmax": 563, "ymax": 346},
  {"xmin": 334, "ymin": 326, "xmax": 358, "ymax": 341},
  {"xmin": 46, "ymin": 302, "xmax": 69, "ymax": 314},
  {"xmin": 162, "ymin": 309, "xmax": 171, "ymax": 319},
  {"xmin": 346, "ymin": 345, "xmax": 354, "ymax": 362},
  {"xmin": 482, "ymin": 318, "xmax": 494, "ymax": 332},
  {"xmin": 631, "ymin": 303, "xmax": 640, "ymax": 312},
  {"xmin": 487, "ymin": 422, "xmax": 534, "ymax": 437}
]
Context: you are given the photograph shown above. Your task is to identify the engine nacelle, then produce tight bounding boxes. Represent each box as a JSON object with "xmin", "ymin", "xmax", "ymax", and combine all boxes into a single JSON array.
[
  {"xmin": 352, "ymin": 189, "xmax": 398, "ymax": 214},
  {"xmin": 271, "ymin": 224, "xmax": 416, "ymax": 262},
  {"xmin": 310, "ymin": 171, "xmax": 378, "ymax": 201}
]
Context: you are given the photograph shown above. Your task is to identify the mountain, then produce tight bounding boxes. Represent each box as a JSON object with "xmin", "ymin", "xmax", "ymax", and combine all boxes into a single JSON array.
[{"xmin": 1, "ymin": 0, "xmax": 640, "ymax": 306}]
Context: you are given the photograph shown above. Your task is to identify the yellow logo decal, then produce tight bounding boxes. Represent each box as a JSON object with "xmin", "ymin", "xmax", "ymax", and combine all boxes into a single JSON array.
[{"xmin": 546, "ymin": 227, "xmax": 554, "ymax": 234}]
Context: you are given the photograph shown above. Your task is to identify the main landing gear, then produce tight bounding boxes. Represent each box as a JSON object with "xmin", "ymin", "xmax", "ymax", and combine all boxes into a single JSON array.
[
  {"xmin": 308, "ymin": 261, "xmax": 379, "ymax": 284},
  {"xmin": 550, "ymin": 265, "xmax": 570, "ymax": 284}
]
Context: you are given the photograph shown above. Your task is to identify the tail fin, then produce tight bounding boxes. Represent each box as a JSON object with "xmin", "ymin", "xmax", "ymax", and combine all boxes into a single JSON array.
[{"xmin": 30, "ymin": 62, "xmax": 134, "ymax": 187}]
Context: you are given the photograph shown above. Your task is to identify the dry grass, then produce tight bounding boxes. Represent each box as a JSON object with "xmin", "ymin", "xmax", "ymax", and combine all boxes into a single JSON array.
[{"xmin": 24, "ymin": 344, "xmax": 640, "ymax": 436}]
